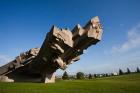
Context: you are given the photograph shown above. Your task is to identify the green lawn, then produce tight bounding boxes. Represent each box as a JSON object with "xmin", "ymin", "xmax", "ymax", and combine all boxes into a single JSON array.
[{"xmin": 0, "ymin": 73, "xmax": 140, "ymax": 93}]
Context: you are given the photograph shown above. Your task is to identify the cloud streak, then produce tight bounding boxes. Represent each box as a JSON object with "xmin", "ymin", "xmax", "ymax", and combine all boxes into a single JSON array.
[{"xmin": 112, "ymin": 23, "xmax": 140, "ymax": 53}]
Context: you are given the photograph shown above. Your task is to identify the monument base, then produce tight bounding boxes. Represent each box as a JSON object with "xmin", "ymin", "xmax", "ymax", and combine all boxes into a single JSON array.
[{"xmin": 41, "ymin": 72, "xmax": 55, "ymax": 83}]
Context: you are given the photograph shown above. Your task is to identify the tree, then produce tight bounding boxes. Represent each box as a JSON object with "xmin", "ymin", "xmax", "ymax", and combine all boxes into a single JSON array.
[
  {"xmin": 136, "ymin": 67, "xmax": 140, "ymax": 73},
  {"xmin": 119, "ymin": 69, "xmax": 123, "ymax": 75},
  {"xmin": 93, "ymin": 74, "xmax": 97, "ymax": 78},
  {"xmin": 88, "ymin": 74, "xmax": 92, "ymax": 79},
  {"xmin": 76, "ymin": 72, "xmax": 84, "ymax": 79},
  {"xmin": 126, "ymin": 68, "xmax": 131, "ymax": 74},
  {"xmin": 105, "ymin": 73, "xmax": 108, "ymax": 77},
  {"xmin": 62, "ymin": 71, "xmax": 69, "ymax": 80}
]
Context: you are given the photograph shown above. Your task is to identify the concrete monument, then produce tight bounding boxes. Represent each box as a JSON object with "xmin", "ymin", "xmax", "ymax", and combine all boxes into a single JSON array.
[{"xmin": 0, "ymin": 16, "xmax": 103, "ymax": 83}]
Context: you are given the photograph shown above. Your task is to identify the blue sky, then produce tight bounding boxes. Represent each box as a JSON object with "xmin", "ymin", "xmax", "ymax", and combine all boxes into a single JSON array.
[{"xmin": 0, "ymin": 0, "xmax": 140, "ymax": 75}]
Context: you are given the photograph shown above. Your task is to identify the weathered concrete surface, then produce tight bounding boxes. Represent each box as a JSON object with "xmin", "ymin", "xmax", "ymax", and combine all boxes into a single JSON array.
[
  {"xmin": 0, "ymin": 16, "xmax": 103, "ymax": 83},
  {"xmin": 0, "ymin": 76, "xmax": 14, "ymax": 82}
]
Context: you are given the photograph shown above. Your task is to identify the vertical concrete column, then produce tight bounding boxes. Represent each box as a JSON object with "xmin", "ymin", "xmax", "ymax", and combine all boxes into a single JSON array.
[
  {"xmin": 44, "ymin": 73, "xmax": 55, "ymax": 83},
  {"xmin": 41, "ymin": 72, "xmax": 55, "ymax": 83}
]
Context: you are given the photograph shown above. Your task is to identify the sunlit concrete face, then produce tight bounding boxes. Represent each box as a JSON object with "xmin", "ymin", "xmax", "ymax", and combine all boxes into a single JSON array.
[{"xmin": 0, "ymin": 16, "xmax": 103, "ymax": 83}]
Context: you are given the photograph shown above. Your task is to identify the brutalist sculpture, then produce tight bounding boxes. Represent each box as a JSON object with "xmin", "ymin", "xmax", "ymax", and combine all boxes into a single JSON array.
[{"xmin": 0, "ymin": 16, "xmax": 103, "ymax": 83}]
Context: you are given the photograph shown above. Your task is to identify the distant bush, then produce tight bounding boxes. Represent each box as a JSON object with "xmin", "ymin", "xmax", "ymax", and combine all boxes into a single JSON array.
[
  {"xmin": 76, "ymin": 72, "xmax": 85, "ymax": 79},
  {"xmin": 93, "ymin": 74, "xmax": 97, "ymax": 78},
  {"xmin": 88, "ymin": 74, "xmax": 92, "ymax": 79}
]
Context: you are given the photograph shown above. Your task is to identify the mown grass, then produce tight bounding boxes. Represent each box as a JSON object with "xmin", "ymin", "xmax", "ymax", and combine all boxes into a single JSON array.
[{"xmin": 0, "ymin": 73, "xmax": 140, "ymax": 93}]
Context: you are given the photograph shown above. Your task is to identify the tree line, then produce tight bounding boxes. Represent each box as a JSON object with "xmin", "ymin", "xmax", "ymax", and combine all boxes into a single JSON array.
[
  {"xmin": 119, "ymin": 67, "xmax": 140, "ymax": 75},
  {"xmin": 61, "ymin": 67, "xmax": 140, "ymax": 80}
]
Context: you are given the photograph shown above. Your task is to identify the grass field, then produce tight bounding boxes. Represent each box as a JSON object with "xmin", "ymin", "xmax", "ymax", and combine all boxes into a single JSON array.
[{"xmin": 0, "ymin": 73, "xmax": 140, "ymax": 93}]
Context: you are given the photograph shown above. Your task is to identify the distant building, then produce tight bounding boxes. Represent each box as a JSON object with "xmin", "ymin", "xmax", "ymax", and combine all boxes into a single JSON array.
[{"xmin": 113, "ymin": 72, "xmax": 118, "ymax": 76}]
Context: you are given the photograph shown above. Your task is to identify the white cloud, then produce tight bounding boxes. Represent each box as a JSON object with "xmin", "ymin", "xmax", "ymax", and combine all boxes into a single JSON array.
[
  {"xmin": 0, "ymin": 54, "xmax": 12, "ymax": 66},
  {"xmin": 112, "ymin": 23, "xmax": 140, "ymax": 53}
]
